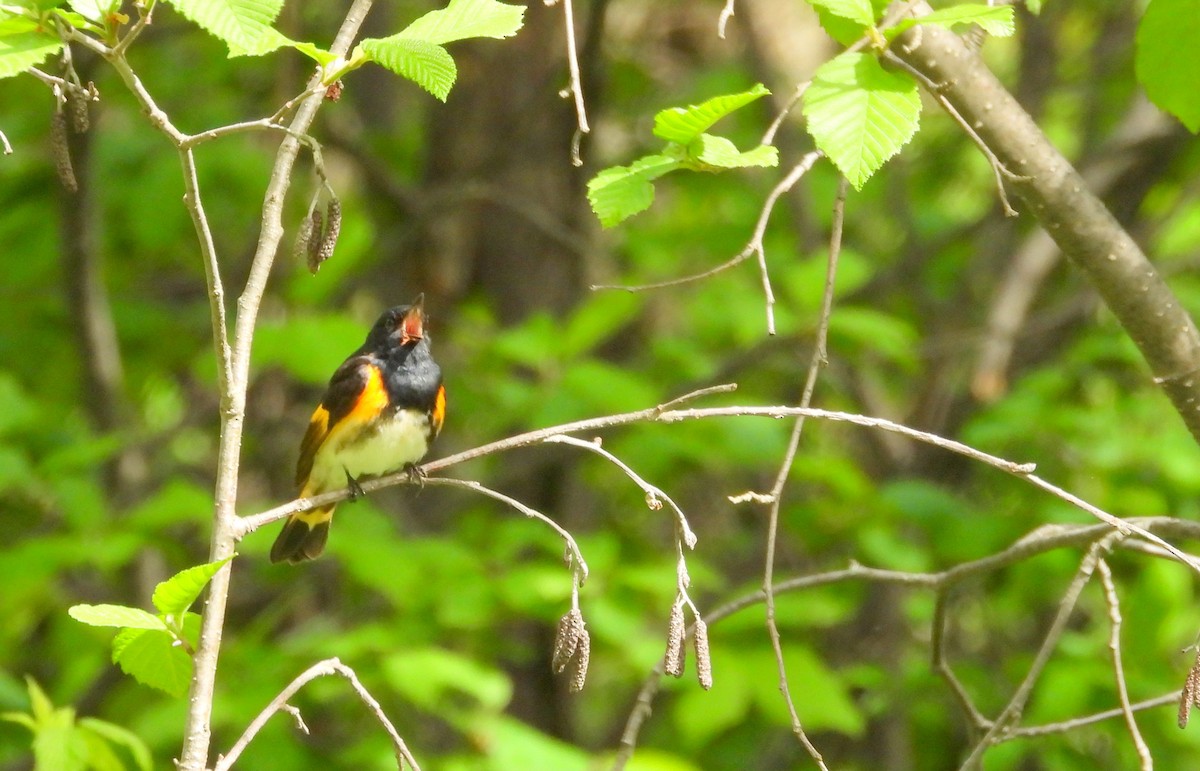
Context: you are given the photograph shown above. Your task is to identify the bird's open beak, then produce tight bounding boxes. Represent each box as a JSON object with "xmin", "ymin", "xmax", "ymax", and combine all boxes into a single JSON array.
[{"xmin": 400, "ymin": 293, "xmax": 425, "ymax": 344}]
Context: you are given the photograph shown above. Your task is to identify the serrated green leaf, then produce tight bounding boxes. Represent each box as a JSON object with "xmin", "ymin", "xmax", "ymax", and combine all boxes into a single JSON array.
[
  {"xmin": 112, "ymin": 628, "xmax": 193, "ymax": 697},
  {"xmin": 150, "ymin": 555, "xmax": 233, "ymax": 617},
  {"xmin": 69, "ymin": 604, "xmax": 165, "ymax": 630},
  {"xmin": 887, "ymin": 4, "xmax": 1015, "ymax": 40},
  {"xmin": 399, "ymin": 0, "xmax": 524, "ymax": 45},
  {"xmin": 160, "ymin": 0, "xmax": 284, "ymax": 57},
  {"xmin": 357, "ymin": 36, "xmax": 456, "ymax": 100},
  {"xmin": 802, "ymin": 51, "xmax": 920, "ymax": 189},
  {"xmin": 78, "ymin": 717, "xmax": 153, "ymax": 771},
  {"xmin": 1136, "ymin": 0, "xmax": 1200, "ymax": 133},
  {"xmin": 687, "ymin": 134, "xmax": 779, "ymax": 170},
  {"xmin": 652, "ymin": 83, "xmax": 770, "ymax": 144},
  {"xmin": 0, "ymin": 19, "xmax": 63, "ymax": 80},
  {"xmin": 586, "ymin": 154, "xmax": 681, "ymax": 228},
  {"xmin": 807, "ymin": 0, "xmax": 875, "ymax": 27}
]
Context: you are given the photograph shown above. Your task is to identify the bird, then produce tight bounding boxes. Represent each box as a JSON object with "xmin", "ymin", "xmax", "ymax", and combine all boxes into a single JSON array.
[{"xmin": 270, "ymin": 295, "xmax": 446, "ymax": 564}]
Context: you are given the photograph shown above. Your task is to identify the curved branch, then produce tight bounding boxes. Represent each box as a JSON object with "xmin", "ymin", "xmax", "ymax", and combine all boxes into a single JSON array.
[{"xmin": 891, "ymin": 12, "xmax": 1200, "ymax": 445}]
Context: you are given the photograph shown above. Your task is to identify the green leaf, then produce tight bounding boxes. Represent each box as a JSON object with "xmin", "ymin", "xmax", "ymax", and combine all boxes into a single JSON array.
[
  {"xmin": 802, "ymin": 51, "xmax": 921, "ymax": 189},
  {"xmin": 290, "ymin": 40, "xmax": 338, "ymax": 66},
  {"xmin": 383, "ymin": 648, "xmax": 512, "ymax": 716},
  {"xmin": 150, "ymin": 555, "xmax": 233, "ymax": 617},
  {"xmin": 399, "ymin": 0, "xmax": 524, "ymax": 45},
  {"xmin": 1, "ymin": 711, "xmax": 35, "ymax": 729},
  {"xmin": 0, "ymin": 18, "xmax": 63, "ymax": 80},
  {"xmin": 887, "ymin": 4, "xmax": 1016, "ymax": 39},
  {"xmin": 67, "ymin": 0, "xmax": 114, "ymax": 24},
  {"xmin": 652, "ymin": 83, "xmax": 770, "ymax": 144},
  {"xmin": 78, "ymin": 717, "xmax": 154, "ymax": 771},
  {"xmin": 68, "ymin": 604, "xmax": 166, "ymax": 630},
  {"xmin": 357, "ymin": 36, "xmax": 456, "ymax": 100},
  {"xmin": 686, "ymin": 134, "xmax": 779, "ymax": 171},
  {"xmin": 806, "ymin": 0, "xmax": 876, "ymax": 27},
  {"xmin": 112, "ymin": 628, "xmax": 193, "ymax": 697},
  {"xmin": 160, "ymin": 0, "xmax": 284, "ymax": 57},
  {"xmin": 586, "ymin": 154, "xmax": 681, "ymax": 228},
  {"xmin": 32, "ymin": 708, "xmax": 87, "ymax": 771},
  {"xmin": 24, "ymin": 676, "xmax": 54, "ymax": 723},
  {"xmin": 1136, "ymin": 0, "xmax": 1200, "ymax": 133}
]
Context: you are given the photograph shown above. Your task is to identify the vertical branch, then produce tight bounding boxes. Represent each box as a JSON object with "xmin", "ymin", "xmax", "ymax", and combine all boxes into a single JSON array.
[
  {"xmin": 758, "ymin": 177, "xmax": 847, "ymax": 769},
  {"xmin": 177, "ymin": 2, "xmax": 376, "ymax": 768},
  {"xmin": 1096, "ymin": 559, "xmax": 1152, "ymax": 770}
]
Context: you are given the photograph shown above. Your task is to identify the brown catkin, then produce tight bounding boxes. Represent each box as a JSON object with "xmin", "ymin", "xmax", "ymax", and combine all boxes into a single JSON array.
[
  {"xmin": 664, "ymin": 603, "xmax": 686, "ymax": 678},
  {"xmin": 305, "ymin": 208, "xmax": 325, "ymax": 270},
  {"xmin": 67, "ymin": 88, "xmax": 90, "ymax": 134},
  {"xmin": 1180, "ymin": 652, "xmax": 1200, "ymax": 728},
  {"xmin": 294, "ymin": 215, "xmax": 317, "ymax": 269},
  {"xmin": 318, "ymin": 198, "xmax": 341, "ymax": 260},
  {"xmin": 693, "ymin": 618, "xmax": 713, "ymax": 690},
  {"xmin": 552, "ymin": 608, "xmax": 584, "ymax": 674},
  {"xmin": 568, "ymin": 627, "xmax": 590, "ymax": 693},
  {"xmin": 50, "ymin": 111, "xmax": 77, "ymax": 192}
]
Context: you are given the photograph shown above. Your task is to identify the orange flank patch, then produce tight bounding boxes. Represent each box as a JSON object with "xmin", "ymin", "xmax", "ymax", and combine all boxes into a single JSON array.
[{"xmin": 432, "ymin": 384, "xmax": 447, "ymax": 437}]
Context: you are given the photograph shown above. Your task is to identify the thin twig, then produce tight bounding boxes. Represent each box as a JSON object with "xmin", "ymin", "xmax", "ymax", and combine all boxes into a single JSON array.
[
  {"xmin": 1097, "ymin": 558, "xmax": 1153, "ymax": 770},
  {"xmin": 958, "ymin": 535, "xmax": 1121, "ymax": 769},
  {"xmin": 0, "ymin": 128, "xmax": 11, "ymax": 155},
  {"xmin": 1009, "ymin": 692, "xmax": 1181, "ymax": 739},
  {"xmin": 591, "ymin": 150, "xmax": 823, "ymax": 336},
  {"xmin": 545, "ymin": 435, "xmax": 696, "ymax": 548},
  {"xmin": 420, "ymin": 477, "xmax": 589, "ymax": 581},
  {"xmin": 215, "ymin": 657, "xmax": 421, "ymax": 771},
  {"xmin": 176, "ymin": 2, "xmax": 378, "ymax": 767},
  {"xmin": 554, "ymin": 0, "xmax": 589, "ymax": 166},
  {"xmin": 882, "ymin": 49, "xmax": 1021, "ymax": 217},
  {"xmin": 717, "ymin": 0, "xmax": 736, "ymax": 39},
  {"xmin": 237, "ymin": 404, "xmax": 1200, "ymax": 583}
]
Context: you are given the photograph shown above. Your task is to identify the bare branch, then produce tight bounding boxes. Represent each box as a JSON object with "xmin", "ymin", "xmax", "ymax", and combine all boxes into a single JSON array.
[
  {"xmin": 420, "ymin": 477, "xmax": 588, "ymax": 581},
  {"xmin": 215, "ymin": 657, "xmax": 420, "ymax": 771},
  {"xmin": 891, "ymin": 8, "xmax": 1200, "ymax": 446},
  {"xmin": 1097, "ymin": 558, "xmax": 1152, "ymax": 770}
]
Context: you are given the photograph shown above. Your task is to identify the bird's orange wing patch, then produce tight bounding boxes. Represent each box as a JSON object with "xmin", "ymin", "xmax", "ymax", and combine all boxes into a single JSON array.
[{"xmin": 431, "ymin": 383, "xmax": 446, "ymax": 438}]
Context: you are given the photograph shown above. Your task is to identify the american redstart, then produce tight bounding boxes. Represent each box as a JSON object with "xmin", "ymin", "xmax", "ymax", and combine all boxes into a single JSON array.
[{"xmin": 270, "ymin": 295, "xmax": 446, "ymax": 564}]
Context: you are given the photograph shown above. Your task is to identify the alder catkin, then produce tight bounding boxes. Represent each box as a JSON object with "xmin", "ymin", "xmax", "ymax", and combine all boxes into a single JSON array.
[
  {"xmin": 67, "ymin": 88, "xmax": 90, "ymax": 134},
  {"xmin": 313, "ymin": 198, "xmax": 341, "ymax": 270},
  {"xmin": 693, "ymin": 618, "xmax": 713, "ymax": 690},
  {"xmin": 1179, "ymin": 652, "xmax": 1200, "ymax": 728},
  {"xmin": 664, "ymin": 603, "xmax": 686, "ymax": 678},
  {"xmin": 305, "ymin": 208, "xmax": 325, "ymax": 270},
  {"xmin": 50, "ymin": 111, "xmax": 77, "ymax": 193},
  {"xmin": 552, "ymin": 608, "xmax": 584, "ymax": 675},
  {"xmin": 294, "ymin": 215, "xmax": 316, "ymax": 269},
  {"xmin": 568, "ymin": 627, "xmax": 590, "ymax": 693}
]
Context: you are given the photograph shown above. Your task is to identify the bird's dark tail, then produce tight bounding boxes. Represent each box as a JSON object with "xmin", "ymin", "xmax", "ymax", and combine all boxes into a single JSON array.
[{"xmin": 270, "ymin": 505, "xmax": 335, "ymax": 564}]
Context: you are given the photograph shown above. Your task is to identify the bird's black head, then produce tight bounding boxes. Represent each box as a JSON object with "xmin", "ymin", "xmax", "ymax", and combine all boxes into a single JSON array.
[{"xmin": 366, "ymin": 294, "xmax": 429, "ymax": 350}]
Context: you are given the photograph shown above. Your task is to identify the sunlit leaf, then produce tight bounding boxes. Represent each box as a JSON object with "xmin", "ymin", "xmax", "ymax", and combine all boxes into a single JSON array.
[
  {"xmin": 150, "ymin": 555, "xmax": 233, "ymax": 617},
  {"xmin": 586, "ymin": 154, "xmax": 681, "ymax": 228},
  {"xmin": 399, "ymin": 0, "xmax": 524, "ymax": 44},
  {"xmin": 652, "ymin": 83, "xmax": 769, "ymax": 145},
  {"xmin": 68, "ymin": 604, "xmax": 165, "ymax": 630},
  {"xmin": 357, "ymin": 37, "xmax": 456, "ymax": 100},
  {"xmin": 887, "ymin": 4, "xmax": 1016, "ymax": 39},
  {"xmin": 112, "ymin": 629, "xmax": 193, "ymax": 697},
  {"xmin": 1136, "ymin": 0, "xmax": 1200, "ymax": 132},
  {"xmin": 802, "ymin": 51, "xmax": 920, "ymax": 189}
]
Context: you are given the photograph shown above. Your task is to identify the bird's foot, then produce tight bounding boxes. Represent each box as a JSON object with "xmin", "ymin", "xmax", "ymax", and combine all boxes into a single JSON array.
[{"xmin": 344, "ymin": 469, "xmax": 366, "ymax": 501}]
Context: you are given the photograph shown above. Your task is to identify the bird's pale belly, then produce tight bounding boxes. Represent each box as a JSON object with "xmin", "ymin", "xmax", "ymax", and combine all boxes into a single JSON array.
[{"xmin": 309, "ymin": 409, "xmax": 430, "ymax": 492}]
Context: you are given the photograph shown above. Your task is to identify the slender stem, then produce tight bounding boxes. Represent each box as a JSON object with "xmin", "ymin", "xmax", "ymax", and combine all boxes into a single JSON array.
[
  {"xmin": 177, "ymin": 2, "xmax": 376, "ymax": 768},
  {"xmin": 215, "ymin": 658, "xmax": 421, "ymax": 771}
]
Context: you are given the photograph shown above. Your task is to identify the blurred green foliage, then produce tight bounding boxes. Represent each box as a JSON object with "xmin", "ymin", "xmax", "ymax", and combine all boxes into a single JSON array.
[{"xmin": 3, "ymin": 1, "xmax": 1200, "ymax": 770}]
